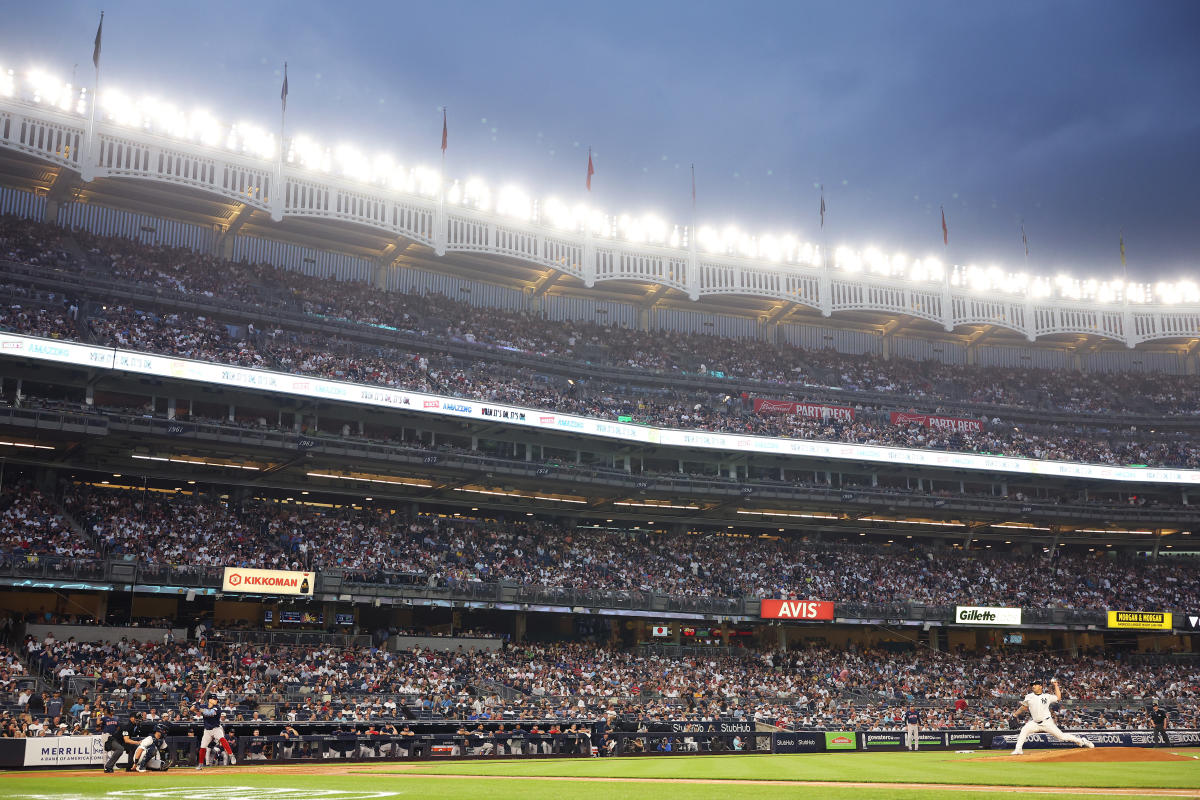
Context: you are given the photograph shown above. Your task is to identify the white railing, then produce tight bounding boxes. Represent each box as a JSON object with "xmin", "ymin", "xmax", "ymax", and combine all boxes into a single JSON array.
[{"xmin": 1, "ymin": 93, "xmax": 1198, "ymax": 348}]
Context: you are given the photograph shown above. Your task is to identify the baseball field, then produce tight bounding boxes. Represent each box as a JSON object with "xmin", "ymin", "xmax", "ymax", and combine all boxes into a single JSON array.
[{"xmin": 6, "ymin": 749, "xmax": 1200, "ymax": 800}]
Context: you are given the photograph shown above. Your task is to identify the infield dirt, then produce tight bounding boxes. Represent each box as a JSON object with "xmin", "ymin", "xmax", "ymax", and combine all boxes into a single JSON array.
[{"xmin": 978, "ymin": 747, "xmax": 1198, "ymax": 763}]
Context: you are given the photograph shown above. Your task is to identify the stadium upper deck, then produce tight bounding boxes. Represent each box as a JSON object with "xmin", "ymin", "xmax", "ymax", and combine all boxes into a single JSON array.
[{"xmin": 0, "ymin": 70, "xmax": 1197, "ymax": 367}]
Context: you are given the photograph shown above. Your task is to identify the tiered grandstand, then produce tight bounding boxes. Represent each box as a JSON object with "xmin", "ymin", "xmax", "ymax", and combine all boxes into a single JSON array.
[{"xmin": 0, "ymin": 71, "xmax": 1197, "ymax": 756}]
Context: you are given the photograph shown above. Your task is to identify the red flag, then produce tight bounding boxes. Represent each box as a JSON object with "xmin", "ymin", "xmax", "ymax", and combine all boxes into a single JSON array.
[
  {"xmin": 941, "ymin": 206, "xmax": 948, "ymax": 245},
  {"xmin": 820, "ymin": 186, "xmax": 826, "ymax": 229},
  {"xmin": 281, "ymin": 63, "xmax": 288, "ymax": 114},
  {"xmin": 586, "ymin": 148, "xmax": 595, "ymax": 192},
  {"xmin": 441, "ymin": 109, "xmax": 447, "ymax": 153}
]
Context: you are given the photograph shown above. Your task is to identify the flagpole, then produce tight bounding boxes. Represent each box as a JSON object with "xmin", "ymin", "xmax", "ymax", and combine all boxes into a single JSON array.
[
  {"xmin": 85, "ymin": 11, "xmax": 103, "ymax": 182},
  {"xmin": 1020, "ymin": 220, "xmax": 1029, "ymax": 271},
  {"xmin": 436, "ymin": 107, "xmax": 447, "ymax": 256},
  {"xmin": 819, "ymin": 184, "xmax": 828, "ymax": 272},
  {"xmin": 690, "ymin": 163, "xmax": 696, "ymax": 246},
  {"xmin": 278, "ymin": 62, "xmax": 287, "ymax": 187}
]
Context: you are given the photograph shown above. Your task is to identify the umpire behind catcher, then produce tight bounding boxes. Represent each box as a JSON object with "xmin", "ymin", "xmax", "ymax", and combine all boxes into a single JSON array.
[
  {"xmin": 104, "ymin": 711, "xmax": 143, "ymax": 773},
  {"xmin": 1149, "ymin": 702, "xmax": 1170, "ymax": 747}
]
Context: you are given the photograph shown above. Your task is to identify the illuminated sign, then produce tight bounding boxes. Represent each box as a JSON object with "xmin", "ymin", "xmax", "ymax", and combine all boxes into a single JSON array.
[
  {"xmin": 955, "ymin": 606, "xmax": 1022, "ymax": 625},
  {"xmin": 4, "ymin": 332, "xmax": 1200, "ymax": 485},
  {"xmin": 760, "ymin": 599, "xmax": 834, "ymax": 620},
  {"xmin": 1107, "ymin": 611, "xmax": 1172, "ymax": 630},
  {"xmin": 222, "ymin": 567, "xmax": 314, "ymax": 596}
]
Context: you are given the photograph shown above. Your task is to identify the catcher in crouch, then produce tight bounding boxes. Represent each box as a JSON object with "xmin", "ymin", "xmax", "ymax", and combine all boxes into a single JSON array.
[{"xmin": 1010, "ymin": 677, "xmax": 1095, "ymax": 755}]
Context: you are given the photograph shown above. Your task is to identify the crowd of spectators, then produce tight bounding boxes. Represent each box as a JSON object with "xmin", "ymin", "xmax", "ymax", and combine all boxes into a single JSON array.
[
  {"xmin": 13, "ymin": 633, "xmax": 1199, "ymax": 736},
  {"xmin": 4, "ymin": 295, "xmax": 1197, "ymax": 469},
  {"xmin": 0, "ymin": 484, "xmax": 93, "ymax": 564},
  {"xmin": 5, "ymin": 217, "xmax": 1200, "ymax": 469},
  {"xmin": 0, "ymin": 484, "xmax": 1180, "ymax": 611},
  {"xmin": 65, "ymin": 225, "xmax": 1199, "ymax": 416}
]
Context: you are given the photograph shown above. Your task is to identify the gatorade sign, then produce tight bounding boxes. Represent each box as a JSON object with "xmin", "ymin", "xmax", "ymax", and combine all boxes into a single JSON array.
[
  {"xmin": 955, "ymin": 606, "xmax": 1022, "ymax": 626},
  {"xmin": 222, "ymin": 567, "xmax": 314, "ymax": 596},
  {"xmin": 760, "ymin": 600, "xmax": 834, "ymax": 620}
]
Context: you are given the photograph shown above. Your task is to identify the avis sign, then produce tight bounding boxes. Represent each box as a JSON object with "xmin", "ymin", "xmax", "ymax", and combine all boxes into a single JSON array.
[
  {"xmin": 760, "ymin": 600, "xmax": 834, "ymax": 620},
  {"xmin": 955, "ymin": 605, "xmax": 1022, "ymax": 625},
  {"xmin": 222, "ymin": 567, "xmax": 314, "ymax": 596}
]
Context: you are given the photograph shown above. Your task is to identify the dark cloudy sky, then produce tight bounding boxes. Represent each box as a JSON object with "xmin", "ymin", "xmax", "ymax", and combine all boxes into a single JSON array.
[{"xmin": 5, "ymin": 0, "xmax": 1199, "ymax": 279}]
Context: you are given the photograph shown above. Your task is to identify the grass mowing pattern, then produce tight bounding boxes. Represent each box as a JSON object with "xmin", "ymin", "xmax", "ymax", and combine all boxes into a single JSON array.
[
  {"xmin": 387, "ymin": 750, "xmax": 1200, "ymax": 789},
  {"xmin": 2, "ymin": 771, "xmax": 1195, "ymax": 800}
]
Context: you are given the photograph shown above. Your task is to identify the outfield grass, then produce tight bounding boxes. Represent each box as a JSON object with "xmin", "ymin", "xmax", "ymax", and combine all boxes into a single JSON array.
[
  {"xmin": 0, "ymin": 771, "xmax": 1193, "ymax": 800},
  {"xmin": 3, "ymin": 751, "xmax": 1199, "ymax": 800},
  {"xmin": 392, "ymin": 749, "xmax": 1200, "ymax": 789}
]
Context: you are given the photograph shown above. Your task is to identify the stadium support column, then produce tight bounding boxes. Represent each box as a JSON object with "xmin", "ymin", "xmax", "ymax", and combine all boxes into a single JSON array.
[
  {"xmin": 42, "ymin": 170, "xmax": 81, "ymax": 225},
  {"xmin": 514, "ymin": 612, "xmax": 526, "ymax": 643}
]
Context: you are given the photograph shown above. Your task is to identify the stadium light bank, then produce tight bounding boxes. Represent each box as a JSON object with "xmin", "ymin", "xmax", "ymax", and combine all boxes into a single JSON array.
[{"xmin": 3, "ymin": 65, "xmax": 1197, "ymax": 306}]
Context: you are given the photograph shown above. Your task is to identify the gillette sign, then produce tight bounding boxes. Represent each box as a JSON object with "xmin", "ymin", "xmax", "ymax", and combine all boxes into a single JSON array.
[{"xmin": 955, "ymin": 606, "xmax": 1022, "ymax": 626}]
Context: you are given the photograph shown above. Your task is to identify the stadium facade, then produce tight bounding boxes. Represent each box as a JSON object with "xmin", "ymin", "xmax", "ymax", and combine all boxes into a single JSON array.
[{"xmin": 0, "ymin": 77, "xmax": 1197, "ymax": 656}]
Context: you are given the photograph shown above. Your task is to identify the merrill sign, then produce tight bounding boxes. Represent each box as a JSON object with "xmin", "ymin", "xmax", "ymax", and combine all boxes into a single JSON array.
[{"xmin": 222, "ymin": 567, "xmax": 314, "ymax": 596}]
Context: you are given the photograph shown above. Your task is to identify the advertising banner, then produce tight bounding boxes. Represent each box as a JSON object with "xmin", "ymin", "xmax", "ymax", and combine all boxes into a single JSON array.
[
  {"xmin": 1107, "ymin": 611, "xmax": 1172, "ymax": 630},
  {"xmin": 752, "ymin": 398, "xmax": 855, "ymax": 421},
  {"xmin": 990, "ymin": 729, "xmax": 1200, "ymax": 749},
  {"xmin": 222, "ymin": 567, "xmax": 314, "ymax": 596},
  {"xmin": 24, "ymin": 735, "xmax": 107, "ymax": 766},
  {"xmin": 860, "ymin": 731, "xmax": 947, "ymax": 750},
  {"xmin": 772, "ymin": 732, "xmax": 825, "ymax": 753},
  {"xmin": 954, "ymin": 606, "xmax": 1022, "ymax": 626},
  {"xmin": 824, "ymin": 731, "xmax": 857, "ymax": 750},
  {"xmin": 4, "ymin": 332, "xmax": 1200, "ymax": 485},
  {"xmin": 0, "ymin": 333, "xmax": 114, "ymax": 370},
  {"xmin": 651, "ymin": 626, "xmax": 671, "ymax": 637},
  {"xmin": 760, "ymin": 600, "xmax": 835, "ymax": 621},
  {"xmin": 1181, "ymin": 614, "xmax": 1200, "ymax": 631},
  {"xmin": 666, "ymin": 720, "xmax": 755, "ymax": 735},
  {"xmin": 890, "ymin": 412, "xmax": 984, "ymax": 433},
  {"xmin": 945, "ymin": 731, "xmax": 985, "ymax": 747}
]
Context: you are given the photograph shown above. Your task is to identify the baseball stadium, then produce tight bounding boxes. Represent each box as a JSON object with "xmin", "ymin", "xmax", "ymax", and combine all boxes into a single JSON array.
[{"xmin": 1, "ymin": 5, "xmax": 1199, "ymax": 799}]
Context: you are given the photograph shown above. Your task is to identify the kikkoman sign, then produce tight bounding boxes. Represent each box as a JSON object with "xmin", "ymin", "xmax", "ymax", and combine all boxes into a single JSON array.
[
  {"xmin": 222, "ymin": 567, "xmax": 314, "ymax": 596},
  {"xmin": 954, "ymin": 606, "xmax": 1022, "ymax": 626}
]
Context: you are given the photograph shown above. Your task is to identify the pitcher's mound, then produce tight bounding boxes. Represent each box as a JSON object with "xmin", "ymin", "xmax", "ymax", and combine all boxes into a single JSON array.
[{"xmin": 980, "ymin": 746, "xmax": 1197, "ymax": 763}]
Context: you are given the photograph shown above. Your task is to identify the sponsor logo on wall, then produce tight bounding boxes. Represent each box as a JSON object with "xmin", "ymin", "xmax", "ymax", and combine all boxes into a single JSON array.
[
  {"xmin": 824, "ymin": 731, "xmax": 857, "ymax": 750},
  {"xmin": 1106, "ymin": 610, "xmax": 1172, "ymax": 630},
  {"xmin": 955, "ymin": 606, "xmax": 1022, "ymax": 626},
  {"xmin": 222, "ymin": 567, "xmax": 314, "ymax": 596},
  {"xmin": 760, "ymin": 599, "xmax": 835, "ymax": 621}
]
